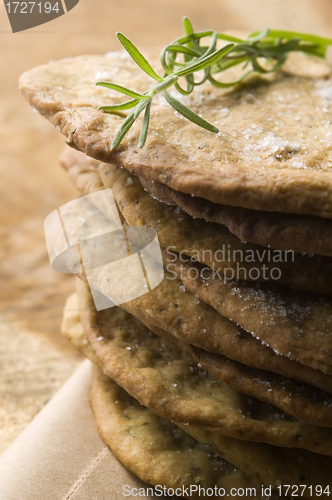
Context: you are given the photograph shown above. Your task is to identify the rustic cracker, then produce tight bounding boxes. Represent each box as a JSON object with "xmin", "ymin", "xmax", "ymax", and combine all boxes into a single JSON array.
[
  {"xmin": 60, "ymin": 149, "xmax": 332, "ymax": 375},
  {"xmin": 76, "ymin": 279, "xmax": 332, "ymax": 455},
  {"xmin": 61, "ymin": 293, "xmax": 98, "ymax": 364},
  {"xmin": 20, "ymin": 53, "xmax": 332, "ymax": 218},
  {"xmin": 65, "ymin": 303, "xmax": 332, "ymax": 495},
  {"xmin": 86, "ymin": 254, "xmax": 332, "ymax": 391},
  {"xmin": 91, "ymin": 366, "xmax": 264, "ymax": 499},
  {"xmin": 60, "ymin": 147, "xmax": 332, "ymax": 295},
  {"xmin": 185, "ymin": 425, "xmax": 332, "ymax": 495},
  {"xmin": 113, "ymin": 268, "xmax": 332, "ymax": 388},
  {"xmin": 99, "ymin": 162, "xmax": 332, "ymax": 296},
  {"xmin": 174, "ymin": 340, "xmax": 332, "ymax": 428},
  {"xmin": 57, "ymin": 158, "xmax": 332, "ymax": 384},
  {"xmin": 164, "ymin": 251, "xmax": 332, "ymax": 376},
  {"xmin": 139, "ymin": 175, "xmax": 332, "ymax": 257},
  {"xmin": 62, "ymin": 292, "xmax": 332, "ymax": 427}
]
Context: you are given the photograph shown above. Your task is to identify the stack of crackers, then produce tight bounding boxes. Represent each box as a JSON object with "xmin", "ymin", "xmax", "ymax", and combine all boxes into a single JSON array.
[{"xmin": 20, "ymin": 50, "xmax": 332, "ymax": 497}]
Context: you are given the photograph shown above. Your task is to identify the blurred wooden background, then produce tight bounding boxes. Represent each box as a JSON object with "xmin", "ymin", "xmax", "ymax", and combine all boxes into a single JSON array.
[{"xmin": 1, "ymin": 0, "xmax": 332, "ymax": 454}]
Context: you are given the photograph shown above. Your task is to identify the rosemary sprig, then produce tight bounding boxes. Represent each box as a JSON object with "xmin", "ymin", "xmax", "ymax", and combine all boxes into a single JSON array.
[{"xmin": 96, "ymin": 18, "xmax": 332, "ymax": 150}]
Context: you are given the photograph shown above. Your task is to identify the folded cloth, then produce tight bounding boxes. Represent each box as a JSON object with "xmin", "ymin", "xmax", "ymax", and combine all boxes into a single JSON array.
[{"xmin": 0, "ymin": 360, "xmax": 157, "ymax": 500}]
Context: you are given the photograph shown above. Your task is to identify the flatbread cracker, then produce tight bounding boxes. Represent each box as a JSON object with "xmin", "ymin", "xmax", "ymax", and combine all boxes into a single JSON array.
[
  {"xmin": 100, "ymin": 162, "xmax": 332, "ymax": 295},
  {"xmin": 61, "ymin": 293, "xmax": 98, "ymax": 364},
  {"xmin": 61, "ymin": 150, "xmax": 332, "ymax": 375},
  {"xmin": 61, "ymin": 149, "xmax": 332, "ymax": 295},
  {"xmin": 56, "ymin": 167, "xmax": 332, "ymax": 388},
  {"xmin": 113, "ymin": 270, "xmax": 332, "ymax": 389},
  {"xmin": 20, "ymin": 52, "xmax": 332, "ymax": 218},
  {"xmin": 63, "ymin": 303, "xmax": 332, "ymax": 495},
  {"xmin": 163, "ymin": 251, "xmax": 332, "ymax": 375},
  {"xmin": 76, "ymin": 279, "xmax": 332, "ymax": 455},
  {"xmin": 62, "ymin": 291, "xmax": 332, "ymax": 427},
  {"xmin": 91, "ymin": 366, "xmax": 265, "ymax": 499},
  {"xmin": 174, "ymin": 340, "xmax": 332, "ymax": 428},
  {"xmin": 139, "ymin": 175, "xmax": 332, "ymax": 257},
  {"xmin": 185, "ymin": 425, "xmax": 332, "ymax": 496},
  {"xmin": 61, "ymin": 147, "xmax": 332, "ymax": 258}
]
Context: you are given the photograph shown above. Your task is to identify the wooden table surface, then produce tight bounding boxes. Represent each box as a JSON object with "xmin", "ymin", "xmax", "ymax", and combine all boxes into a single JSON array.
[{"xmin": 1, "ymin": 0, "xmax": 332, "ymax": 454}]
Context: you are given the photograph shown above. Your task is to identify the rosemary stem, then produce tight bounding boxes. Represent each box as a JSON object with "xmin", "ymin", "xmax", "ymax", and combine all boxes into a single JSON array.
[{"xmin": 97, "ymin": 19, "xmax": 332, "ymax": 149}]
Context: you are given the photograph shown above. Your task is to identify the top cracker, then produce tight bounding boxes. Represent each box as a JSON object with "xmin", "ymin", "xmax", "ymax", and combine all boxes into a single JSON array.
[{"xmin": 20, "ymin": 51, "xmax": 332, "ymax": 217}]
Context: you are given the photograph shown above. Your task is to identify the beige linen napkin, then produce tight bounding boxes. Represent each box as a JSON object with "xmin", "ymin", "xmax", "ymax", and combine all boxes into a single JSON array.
[{"xmin": 0, "ymin": 360, "xmax": 157, "ymax": 500}]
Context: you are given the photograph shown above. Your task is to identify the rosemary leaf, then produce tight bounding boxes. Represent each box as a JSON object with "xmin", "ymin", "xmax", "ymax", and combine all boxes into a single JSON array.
[
  {"xmin": 96, "ymin": 82, "xmax": 146, "ymax": 99},
  {"xmin": 133, "ymin": 98, "xmax": 151, "ymax": 119},
  {"xmin": 111, "ymin": 112, "xmax": 136, "ymax": 150},
  {"xmin": 99, "ymin": 99, "xmax": 139, "ymax": 112},
  {"xmin": 153, "ymin": 75, "xmax": 179, "ymax": 92},
  {"xmin": 260, "ymin": 29, "xmax": 332, "ymax": 46},
  {"xmin": 175, "ymin": 43, "xmax": 234, "ymax": 77},
  {"xmin": 247, "ymin": 28, "xmax": 270, "ymax": 42},
  {"xmin": 183, "ymin": 16, "xmax": 194, "ymax": 36},
  {"xmin": 138, "ymin": 101, "xmax": 151, "ymax": 148},
  {"xmin": 116, "ymin": 32, "xmax": 163, "ymax": 82},
  {"xmin": 163, "ymin": 90, "xmax": 219, "ymax": 133},
  {"xmin": 217, "ymin": 33, "xmax": 244, "ymax": 43}
]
